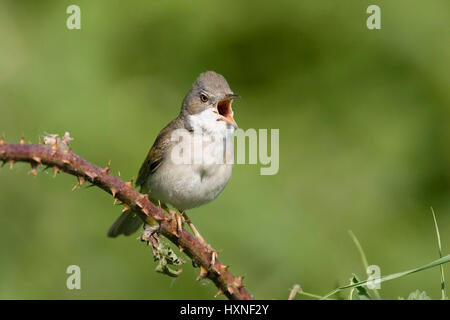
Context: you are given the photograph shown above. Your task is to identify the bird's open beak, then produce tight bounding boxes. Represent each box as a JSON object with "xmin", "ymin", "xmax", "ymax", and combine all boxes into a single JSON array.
[{"xmin": 216, "ymin": 93, "xmax": 239, "ymax": 129}]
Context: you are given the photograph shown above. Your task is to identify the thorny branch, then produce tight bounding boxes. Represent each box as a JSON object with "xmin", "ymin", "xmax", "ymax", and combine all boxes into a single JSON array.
[{"xmin": 0, "ymin": 134, "xmax": 253, "ymax": 300}]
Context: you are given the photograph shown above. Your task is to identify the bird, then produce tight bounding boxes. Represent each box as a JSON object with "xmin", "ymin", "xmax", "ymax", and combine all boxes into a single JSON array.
[{"xmin": 107, "ymin": 71, "xmax": 239, "ymax": 250}]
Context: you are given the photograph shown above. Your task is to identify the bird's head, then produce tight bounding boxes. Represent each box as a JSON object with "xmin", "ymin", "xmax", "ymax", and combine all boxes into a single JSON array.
[{"xmin": 182, "ymin": 71, "xmax": 239, "ymax": 129}]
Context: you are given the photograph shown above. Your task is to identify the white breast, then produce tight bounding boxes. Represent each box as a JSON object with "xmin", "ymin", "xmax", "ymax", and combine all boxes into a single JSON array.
[{"xmin": 146, "ymin": 109, "xmax": 235, "ymax": 210}]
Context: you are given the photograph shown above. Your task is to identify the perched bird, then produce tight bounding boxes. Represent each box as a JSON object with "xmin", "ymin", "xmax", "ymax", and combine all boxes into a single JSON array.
[{"xmin": 108, "ymin": 71, "xmax": 239, "ymax": 246}]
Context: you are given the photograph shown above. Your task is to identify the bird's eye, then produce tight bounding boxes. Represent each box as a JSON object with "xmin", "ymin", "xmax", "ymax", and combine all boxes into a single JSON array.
[{"xmin": 200, "ymin": 94, "xmax": 209, "ymax": 103}]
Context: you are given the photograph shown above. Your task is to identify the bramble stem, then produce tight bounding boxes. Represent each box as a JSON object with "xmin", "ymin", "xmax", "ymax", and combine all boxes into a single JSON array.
[{"xmin": 0, "ymin": 140, "xmax": 252, "ymax": 300}]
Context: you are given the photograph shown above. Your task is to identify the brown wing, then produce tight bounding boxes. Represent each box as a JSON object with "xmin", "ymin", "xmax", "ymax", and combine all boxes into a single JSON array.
[{"xmin": 135, "ymin": 117, "xmax": 184, "ymax": 191}]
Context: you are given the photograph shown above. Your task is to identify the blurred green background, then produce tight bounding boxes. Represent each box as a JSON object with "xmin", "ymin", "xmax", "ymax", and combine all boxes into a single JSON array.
[{"xmin": 0, "ymin": 0, "xmax": 449, "ymax": 299}]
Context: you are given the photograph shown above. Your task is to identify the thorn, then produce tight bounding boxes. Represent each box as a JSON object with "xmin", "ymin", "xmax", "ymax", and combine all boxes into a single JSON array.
[
  {"xmin": 158, "ymin": 200, "xmax": 162, "ymax": 208},
  {"xmin": 53, "ymin": 166, "xmax": 59, "ymax": 177},
  {"xmin": 20, "ymin": 134, "xmax": 25, "ymax": 145},
  {"xmin": 234, "ymin": 276, "xmax": 243, "ymax": 288},
  {"xmin": 9, "ymin": 160, "xmax": 14, "ymax": 169},
  {"xmin": 62, "ymin": 158, "xmax": 70, "ymax": 165},
  {"xmin": 196, "ymin": 266, "xmax": 208, "ymax": 281},
  {"xmin": 110, "ymin": 187, "xmax": 117, "ymax": 198},
  {"xmin": 72, "ymin": 176, "xmax": 85, "ymax": 191},
  {"xmin": 85, "ymin": 171, "xmax": 97, "ymax": 180},
  {"xmin": 0, "ymin": 134, "xmax": 5, "ymax": 145},
  {"xmin": 102, "ymin": 160, "xmax": 111, "ymax": 174},
  {"xmin": 227, "ymin": 286, "xmax": 235, "ymax": 295},
  {"xmin": 136, "ymin": 200, "xmax": 145, "ymax": 209},
  {"xmin": 38, "ymin": 136, "xmax": 42, "ymax": 145},
  {"xmin": 29, "ymin": 164, "xmax": 38, "ymax": 176},
  {"xmin": 139, "ymin": 193, "xmax": 149, "ymax": 201},
  {"xmin": 122, "ymin": 204, "xmax": 131, "ymax": 213},
  {"xmin": 210, "ymin": 251, "xmax": 217, "ymax": 270},
  {"xmin": 214, "ymin": 289, "xmax": 223, "ymax": 298},
  {"xmin": 178, "ymin": 245, "xmax": 184, "ymax": 252},
  {"xmin": 113, "ymin": 198, "xmax": 119, "ymax": 205},
  {"xmin": 221, "ymin": 265, "xmax": 230, "ymax": 272},
  {"xmin": 125, "ymin": 180, "xmax": 133, "ymax": 188},
  {"xmin": 32, "ymin": 156, "xmax": 42, "ymax": 164},
  {"xmin": 118, "ymin": 171, "xmax": 121, "ymax": 177}
]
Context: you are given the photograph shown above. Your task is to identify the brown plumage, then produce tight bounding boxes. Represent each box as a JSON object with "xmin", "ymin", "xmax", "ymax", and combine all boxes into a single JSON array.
[{"xmin": 108, "ymin": 71, "xmax": 238, "ymax": 238}]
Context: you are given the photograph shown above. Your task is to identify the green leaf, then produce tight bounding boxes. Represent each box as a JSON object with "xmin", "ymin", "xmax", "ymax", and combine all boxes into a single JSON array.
[
  {"xmin": 348, "ymin": 230, "xmax": 381, "ymax": 299},
  {"xmin": 152, "ymin": 240, "xmax": 185, "ymax": 277},
  {"xmin": 322, "ymin": 254, "xmax": 450, "ymax": 300},
  {"xmin": 431, "ymin": 207, "xmax": 447, "ymax": 300},
  {"xmin": 351, "ymin": 274, "xmax": 372, "ymax": 300}
]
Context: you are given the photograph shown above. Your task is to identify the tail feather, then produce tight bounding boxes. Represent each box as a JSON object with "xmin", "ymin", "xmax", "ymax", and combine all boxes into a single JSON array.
[{"xmin": 107, "ymin": 210, "xmax": 143, "ymax": 238}]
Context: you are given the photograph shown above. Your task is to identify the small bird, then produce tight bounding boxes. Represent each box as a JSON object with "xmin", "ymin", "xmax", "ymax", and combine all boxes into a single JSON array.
[{"xmin": 108, "ymin": 71, "xmax": 239, "ymax": 246}]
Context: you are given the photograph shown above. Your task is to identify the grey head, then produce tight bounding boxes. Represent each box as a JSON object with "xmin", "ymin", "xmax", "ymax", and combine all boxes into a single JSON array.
[{"xmin": 180, "ymin": 71, "xmax": 239, "ymax": 127}]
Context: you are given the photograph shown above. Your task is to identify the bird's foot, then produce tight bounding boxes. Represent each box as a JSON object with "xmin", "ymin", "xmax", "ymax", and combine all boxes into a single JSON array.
[
  {"xmin": 176, "ymin": 212, "xmax": 183, "ymax": 235},
  {"xmin": 181, "ymin": 211, "xmax": 218, "ymax": 271},
  {"xmin": 208, "ymin": 246, "xmax": 218, "ymax": 270},
  {"xmin": 162, "ymin": 205, "xmax": 184, "ymax": 236}
]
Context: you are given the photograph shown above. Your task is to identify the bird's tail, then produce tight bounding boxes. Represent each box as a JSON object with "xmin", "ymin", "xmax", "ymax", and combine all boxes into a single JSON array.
[{"xmin": 107, "ymin": 210, "xmax": 143, "ymax": 237}]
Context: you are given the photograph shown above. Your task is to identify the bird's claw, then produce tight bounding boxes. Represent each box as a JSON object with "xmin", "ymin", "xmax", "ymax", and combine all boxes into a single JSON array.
[
  {"xmin": 176, "ymin": 213, "xmax": 183, "ymax": 235},
  {"xmin": 163, "ymin": 206, "xmax": 184, "ymax": 236}
]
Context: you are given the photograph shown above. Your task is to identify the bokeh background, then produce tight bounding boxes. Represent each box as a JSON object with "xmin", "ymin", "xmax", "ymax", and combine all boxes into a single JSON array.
[{"xmin": 0, "ymin": 0, "xmax": 449, "ymax": 299}]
